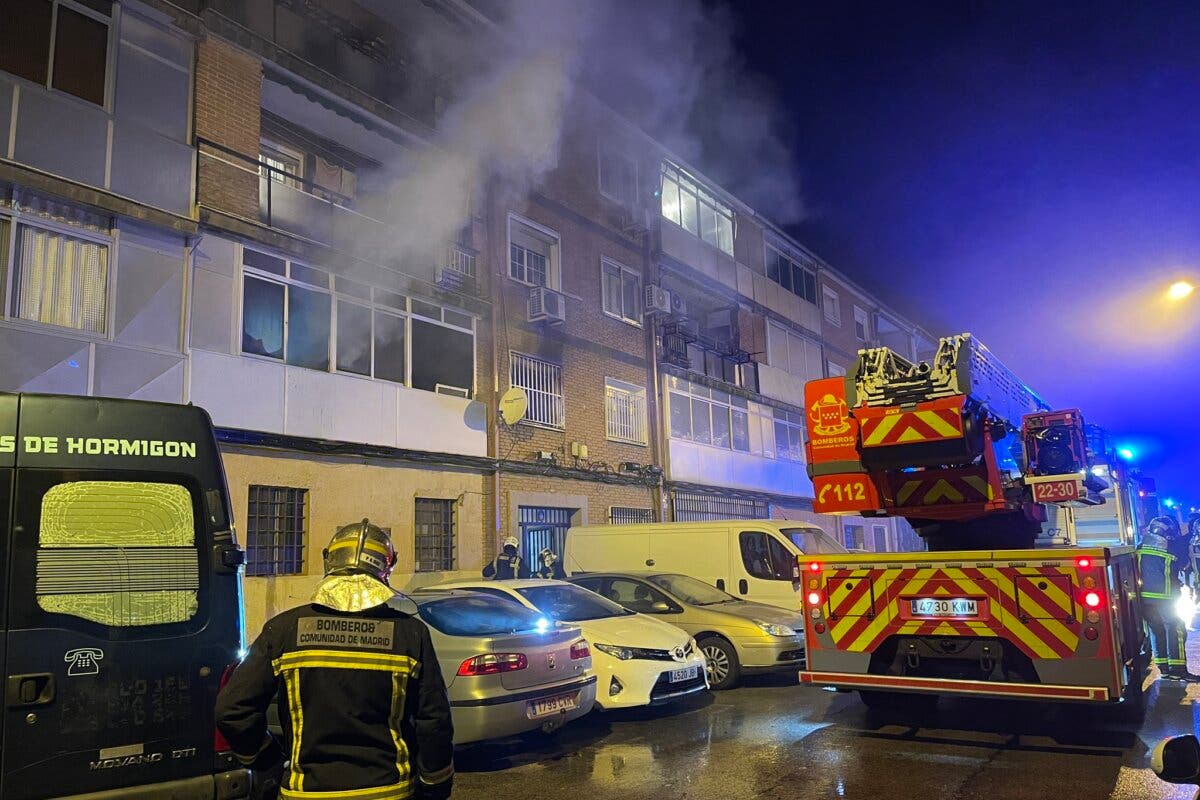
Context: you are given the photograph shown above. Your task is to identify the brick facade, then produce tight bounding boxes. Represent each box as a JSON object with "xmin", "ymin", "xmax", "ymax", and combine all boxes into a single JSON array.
[{"xmin": 195, "ymin": 36, "xmax": 263, "ymax": 221}]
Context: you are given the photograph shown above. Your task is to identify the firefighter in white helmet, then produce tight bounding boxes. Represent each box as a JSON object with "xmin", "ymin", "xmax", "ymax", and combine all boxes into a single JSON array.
[{"xmin": 482, "ymin": 535, "xmax": 529, "ymax": 579}]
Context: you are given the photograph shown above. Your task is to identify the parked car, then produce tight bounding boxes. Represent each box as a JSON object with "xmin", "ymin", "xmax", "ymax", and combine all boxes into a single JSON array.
[
  {"xmin": 565, "ymin": 519, "xmax": 846, "ymax": 611},
  {"xmin": 413, "ymin": 590, "xmax": 596, "ymax": 743},
  {"xmin": 568, "ymin": 572, "xmax": 805, "ymax": 689},
  {"xmin": 430, "ymin": 580, "xmax": 708, "ymax": 709}
]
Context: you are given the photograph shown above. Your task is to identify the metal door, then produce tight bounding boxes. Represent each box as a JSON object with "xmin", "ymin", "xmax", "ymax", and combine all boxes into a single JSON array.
[{"xmin": 519, "ymin": 506, "xmax": 573, "ymax": 562}]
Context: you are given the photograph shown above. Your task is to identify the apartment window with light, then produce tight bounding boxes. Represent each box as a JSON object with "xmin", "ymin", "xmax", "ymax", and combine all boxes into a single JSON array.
[
  {"xmin": 766, "ymin": 320, "xmax": 824, "ymax": 383},
  {"xmin": 822, "ymin": 285, "xmax": 841, "ymax": 326},
  {"xmin": 508, "ymin": 216, "xmax": 558, "ymax": 289},
  {"xmin": 414, "ymin": 498, "xmax": 456, "ymax": 572},
  {"xmin": 598, "ymin": 144, "xmax": 639, "ymax": 208},
  {"xmin": 667, "ymin": 376, "xmax": 752, "ymax": 453},
  {"xmin": 854, "ymin": 306, "xmax": 870, "ymax": 342},
  {"xmin": 260, "ymin": 140, "xmax": 304, "ymax": 190},
  {"xmin": 5, "ymin": 217, "xmax": 110, "ymax": 334},
  {"xmin": 510, "ymin": 352, "xmax": 564, "ymax": 428},
  {"xmin": 0, "ymin": 0, "xmax": 112, "ymax": 107},
  {"xmin": 606, "ymin": 378, "xmax": 648, "ymax": 445},
  {"xmin": 601, "ymin": 257, "xmax": 641, "ymax": 325},
  {"xmin": 659, "ymin": 162, "xmax": 733, "ymax": 256},
  {"xmin": 773, "ymin": 409, "xmax": 805, "ymax": 462},
  {"xmin": 765, "ymin": 244, "xmax": 818, "ymax": 305}
]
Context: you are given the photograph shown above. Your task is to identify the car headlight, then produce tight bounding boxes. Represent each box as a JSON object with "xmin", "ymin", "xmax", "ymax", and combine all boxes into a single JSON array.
[
  {"xmin": 753, "ymin": 620, "xmax": 796, "ymax": 637},
  {"xmin": 594, "ymin": 642, "xmax": 634, "ymax": 660}
]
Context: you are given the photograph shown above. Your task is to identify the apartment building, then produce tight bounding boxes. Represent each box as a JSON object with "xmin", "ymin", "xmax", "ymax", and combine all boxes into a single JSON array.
[{"xmin": 0, "ymin": 0, "xmax": 933, "ymax": 638}]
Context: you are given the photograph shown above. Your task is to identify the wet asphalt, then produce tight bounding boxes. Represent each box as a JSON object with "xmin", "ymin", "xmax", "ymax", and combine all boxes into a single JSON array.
[{"xmin": 453, "ymin": 670, "xmax": 1200, "ymax": 800}]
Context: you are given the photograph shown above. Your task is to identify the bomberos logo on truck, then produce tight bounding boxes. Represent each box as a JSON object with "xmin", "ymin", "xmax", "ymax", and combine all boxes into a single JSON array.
[{"xmin": 0, "ymin": 435, "xmax": 197, "ymax": 458}]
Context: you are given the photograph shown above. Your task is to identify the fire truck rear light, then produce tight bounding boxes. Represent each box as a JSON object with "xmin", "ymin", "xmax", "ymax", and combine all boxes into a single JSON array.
[
  {"xmin": 807, "ymin": 591, "xmax": 823, "ymax": 606},
  {"xmin": 457, "ymin": 653, "xmax": 527, "ymax": 676},
  {"xmin": 809, "ymin": 607, "xmax": 822, "ymax": 619},
  {"xmin": 1086, "ymin": 610, "xmax": 1101, "ymax": 624},
  {"xmin": 808, "ymin": 579, "xmax": 819, "ymax": 590},
  {"xmin": 1083, "ymin": 591, "xmax": 1102, "ymax": 609},
  {"xmin": 1076, "ymin": 557, "xmax": 1091, "ymax": 569},
  {"xmin": 1082, "ymin": 576, "xmax": 1096, "ymax": 589},
  {"xmin": 570, "ymin": 641, "xmax": 590, "ymax": 660},
  {"xmin": 814, "ymin": 622, "xmax": 826, "ymax": 634},
  {"xmin": 1084, "ymin": 627, "xmax": 1099, "ymax": 641},
  {"xmin": 808, "ymin": 562, "xmax": 821, "ymax": 573}
]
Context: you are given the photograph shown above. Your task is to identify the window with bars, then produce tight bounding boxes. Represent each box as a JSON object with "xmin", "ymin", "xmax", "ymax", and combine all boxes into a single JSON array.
[
  {"xmin": 8, "ymin": 221, "xmax": 109, "ymax": 334},
  {"xmin": 609, "ymin": 507, "xmax": 654, "ymax": 524},
  {"xmin": 606, "ymin": 377, "xmax": 648, "ymax": 445},
  {"xmin": 245, "ymin": 486, "xmax": 308, "ymax": 576},
  {"xmin": 510, "ymin": 352, "xmax": 564, "ymax": 428},
  {"xmin": 414, "ymin": 498, "xmax": 456, "ymax": 572},
  {"xmin": 672, "ymin": 491, "xmax": 768, "ymax": 522}
]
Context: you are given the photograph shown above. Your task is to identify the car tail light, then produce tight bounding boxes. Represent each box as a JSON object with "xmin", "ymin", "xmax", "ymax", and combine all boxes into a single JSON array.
[
  {"xmin": 457, "ymin": 653, "xmax": 528, "ymax": 676},
  {"xmin": 1083, "ymin": 591, "xmax": 1102, "ymax": 609},
  {"xmin": 570, "ymin": 641, "xmax": 590, "ymax": 660},
  {"xmin": 214, "ymin": 662, "xmax": 238, "ymax": 753}
]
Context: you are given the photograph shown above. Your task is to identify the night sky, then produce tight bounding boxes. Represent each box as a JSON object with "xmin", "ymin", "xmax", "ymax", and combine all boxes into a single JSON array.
[{"xmin": 710, "ymin": 0, "xmax": 1200, "ymax": 505}]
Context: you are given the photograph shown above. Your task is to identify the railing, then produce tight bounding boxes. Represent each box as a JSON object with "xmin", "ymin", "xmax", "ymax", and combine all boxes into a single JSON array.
[
  {"xmin": 446, "ymin": 245, "xmax": 476, "ymax": 278},
  {"xmin": 606, "ymin": 383, "xmax": 647, "ymax": 445},
  {"xmin": 510, "ymin": 353, "xmax": 564, "ymax": 429}
]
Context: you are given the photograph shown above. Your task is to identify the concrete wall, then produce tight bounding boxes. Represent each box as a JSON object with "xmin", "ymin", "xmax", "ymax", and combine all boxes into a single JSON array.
[{"xmin": 222, "ymin": 448, "xmax": 486, "ymax": 638}]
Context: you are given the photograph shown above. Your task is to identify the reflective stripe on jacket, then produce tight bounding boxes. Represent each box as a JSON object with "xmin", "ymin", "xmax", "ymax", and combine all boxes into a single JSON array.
[{"xmin": 1137, "ymin": 546, "xmax": 1175, "ymax": 599}]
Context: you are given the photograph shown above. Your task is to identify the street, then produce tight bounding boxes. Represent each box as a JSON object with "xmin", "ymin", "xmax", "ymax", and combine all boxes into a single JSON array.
[{"xmin": 454, "ymin": 673, "xmax": 1200, "ymax": 799}]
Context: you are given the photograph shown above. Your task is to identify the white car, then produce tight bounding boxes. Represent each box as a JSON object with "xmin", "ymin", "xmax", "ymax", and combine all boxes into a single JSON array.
[{"xmin": 431, "ymin": 579, "xmax": 709, "ymax": 709}]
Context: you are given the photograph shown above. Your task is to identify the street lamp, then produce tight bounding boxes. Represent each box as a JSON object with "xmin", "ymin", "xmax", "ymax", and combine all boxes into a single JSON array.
[{"xmin": 1168, "ymin": 281, "xmax": 1195, "ymax": 301}]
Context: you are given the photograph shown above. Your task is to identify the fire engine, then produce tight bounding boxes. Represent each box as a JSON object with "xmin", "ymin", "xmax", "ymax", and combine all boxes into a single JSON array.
[{"xmin": 800, "ymin": 333, "xmax": 1148, "ymax": 716}]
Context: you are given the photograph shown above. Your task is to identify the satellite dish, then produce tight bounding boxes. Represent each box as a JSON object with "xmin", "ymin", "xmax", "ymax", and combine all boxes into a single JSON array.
[{"xmin": 499, "ymin": 387, "xmax": 529, "ymax": 426}]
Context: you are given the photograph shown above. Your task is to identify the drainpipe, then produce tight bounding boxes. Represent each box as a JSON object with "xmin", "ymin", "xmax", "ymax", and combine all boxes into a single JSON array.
[{"xmin": 643, "ymin": 227, "xmax": 668, "ymax": 522}]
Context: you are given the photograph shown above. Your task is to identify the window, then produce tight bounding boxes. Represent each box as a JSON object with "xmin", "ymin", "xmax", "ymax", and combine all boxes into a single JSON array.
[
  {"xmin": 843, "ymin": 524, "xmax": 865, "ymax": 551},
  {"xmin": 766, "ymin": 320, "xmax": 823, "ymax": 382},
  {"xmin": 242, "ymin": 248, "xmax": 474, "ymax": 394},
  {"xmin": 854, "ymin": 306, "xmax": 870, "ymax": 342},
  {"xmin": 606, "ymin": 378, "xmax": 648, "ymax": 445},
  {"xmin": 10, "ymin": 222, "xmax": 109, "ymax": 333},
  {"xmin": 245, "ymin": 485, "xmax": 308, "ymax": 577},
  {"xmin": 783, "ymin": 527, "xmax": 848, "ymax": 554},
  {"xmin": 872, "ymin": 524, "xmax": 889, "ymax": 552},
  {"xmin": 418, "ymin": 595, "xmax": 546, "ymax": 636},
  {"xmin": 659, "ymin": 162, "xmax": 733, "ymax": 256},
  {"xmin": 598, "ymin": 144, "xmax": 638, "ymax": 207},
  {"xmin": 672, "ymin": 491, "xmax": 768, "ymax": 521},
  {"xmin": 260, "ymin": 140, "xmax": 304, "ymax": 190},
  {"xmin": 773, "ymin": 409, "xmax": 805, "ymax": 462},
  {"xmin": 609, "ymin": 507, "xmax": 654, "ymax": 524},
  {"xmin": 601, "ymin": 257, "xmax": 641, "ymax": 325},
  {"xmin": 508, "ymin": 216, "xmax": 558, "ymax": 289},
  {"xmin": 510, "ymin": 352, "xmax": 564, "ymax": 428},
  {"xmin": 606, "ymin": 578, "xmax": 676, "ymax": 614},
  {"xmin": 414, "ymin": 498, "xmax": 455, "ymax": 572},
  {"xmin": 765, "ymin": 244, "xmax": 818, "ymax": 305},
  {"xmin": 516, "ymin": 584, "xmax": 633, "ymax": 622},
  {"xmin": 0, "ymin": 0, "xmax": 112, "ymax": 107},
  {"xmin": 666, "ymin": 376, "xmax": 758, "ymax": 455},
  {"xmin": 35, "ymin": 480, "xmax": 198, "ymax": 626},
  {"xmin": 822, "ymin": 285, "xmax": 841, "ymax": 326},
  {"xmin": 739, "ymin": 531, "xmax": 799, "ymax": 581},
  {"xmin": 827, "ymin": 361, "xmax": 847, "ymax": 378}
]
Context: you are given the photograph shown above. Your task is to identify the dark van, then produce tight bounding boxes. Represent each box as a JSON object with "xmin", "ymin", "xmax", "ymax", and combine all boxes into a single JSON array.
[{"xmin": 0, "ymin": 393, "xmax": 248, "ymax": 800}]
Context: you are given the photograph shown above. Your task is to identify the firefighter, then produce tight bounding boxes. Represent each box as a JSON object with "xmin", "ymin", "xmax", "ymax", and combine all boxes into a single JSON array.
[
  {"xmin": 216, "ymin": 519, "xmax": 454, "ymax": 800},
  {"xmin": 482, "ymin": 535, "xmax": 528, "ymax": 579},
  {"xmin": 1188, "ymin": 513, "xmax": 1200, "ymax": 589},
  {"xmin": 1137, "ymin": 516, "xmax": 1199, "ymax": 681},
  {"xmin": 534, "ymin": 547, "xmax": 567, "ymax": 580}
]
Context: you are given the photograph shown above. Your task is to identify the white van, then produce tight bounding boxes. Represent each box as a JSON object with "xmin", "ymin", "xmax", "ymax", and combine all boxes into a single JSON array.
[{"xmin": 565, "ymin": 520, "xmax": 847, "ymax": 611}]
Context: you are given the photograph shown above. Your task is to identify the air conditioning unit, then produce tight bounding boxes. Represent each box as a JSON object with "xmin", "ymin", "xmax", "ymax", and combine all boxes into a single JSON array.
[
  {"xmin": 528, "ymin": 286, "xmax": 566, "ymax": 325},
  {"xmin": 435, "ymin": 267, "xmax": 467, "ymax": 292},
  {"xmin": 644, "ymin": 284, "xmax": 672, "ymax": 316},
  {"xmin": 669, "ymin": 292, "xmax": 688, "ymax": 317},
  {"xmin": 435, "ymin": 384, "xmax": 471, "ymax": 398}
]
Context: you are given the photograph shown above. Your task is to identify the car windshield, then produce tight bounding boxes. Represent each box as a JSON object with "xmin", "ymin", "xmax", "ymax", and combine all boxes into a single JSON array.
[
  {"xmin": 517, "ymin": 584, "xmax": 634, "ymax": 621},
  {"xmin": 417, "ymin": 594, "xmax": 548, "ymax": 636},
  {"xmin": 646, "ymin": 574, "xmax": 737, "ymax": 606},
  {"xmin": 783, "ymin": 528, "xmax": 847, "ymax": 554}
]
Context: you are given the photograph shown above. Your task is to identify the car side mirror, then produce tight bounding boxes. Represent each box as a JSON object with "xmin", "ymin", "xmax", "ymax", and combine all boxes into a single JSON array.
[
  {"xmin": 1153, "ymin": 735, "xmax": 1200, "ymax": 785},
  {"xmin": 650, "ymin": 601, "xmax": 672, "ymax": 614}
]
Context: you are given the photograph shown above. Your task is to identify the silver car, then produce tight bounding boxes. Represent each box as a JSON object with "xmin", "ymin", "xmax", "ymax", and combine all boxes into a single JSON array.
[{"xmin": 414, "ymin": 591, "xmax": 597, "ymax": 744}]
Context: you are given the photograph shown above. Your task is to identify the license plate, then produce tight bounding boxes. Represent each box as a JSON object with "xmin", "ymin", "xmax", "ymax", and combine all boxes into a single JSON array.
[
  {"xmin": 1031, "ymin": 478, "xmax": 1081, "ymax": 502},
  {"xmin": 527, "ymin": 692, "xmax": 577, "ymax": 719},
  {"xmin": 669, "ymin": 665, "xmax": 699, "ymax": 683},
  {"xmin": 910, "ymin": 598, "xmax": 979, "ymax": 617}
]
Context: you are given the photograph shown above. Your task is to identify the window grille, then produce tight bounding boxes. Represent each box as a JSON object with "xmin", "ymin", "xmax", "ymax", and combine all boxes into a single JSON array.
[
  {"xmin": 609, "ymin": 507, "xmax": 654, "ymax": 524},
  {"xmin": 606, "ymin": 379, "xmax": 647, "ymax": 444},
  {"xmin": 510, "ymin": 352, "xmax": 564, "ymax": 428},
  {"xmin": 414, "ymin": 498, "xmax": 456, "ymax": 572},
  {"xmin": 672, "ymin": 491, "xmax": 768, "ymax": 522},
  {"xmin": 245, "ymin": 486, "xmax": 308, "ymax": 576}
]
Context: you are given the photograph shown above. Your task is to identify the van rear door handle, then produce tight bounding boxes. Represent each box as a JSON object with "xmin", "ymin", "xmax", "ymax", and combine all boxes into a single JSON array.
[
  {"xmin": 715, "ymin": 579, "xmax": 725, "ymax": 591},
  {"xmin": 739, "ymin": 579, "xmax": 748, "ymax": 595},
  {"xmin": 6, "ymin": 673, "xmax": 55, "ymax": 707}
]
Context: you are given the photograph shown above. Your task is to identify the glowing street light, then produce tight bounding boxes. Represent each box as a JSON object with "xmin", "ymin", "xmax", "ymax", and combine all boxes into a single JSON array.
[{"xmin": 1168, "ymin": 281, "xmax": 1195, "ymax": 301}]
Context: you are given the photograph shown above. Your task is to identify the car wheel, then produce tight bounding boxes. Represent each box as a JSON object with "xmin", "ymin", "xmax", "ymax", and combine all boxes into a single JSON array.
[{"xmin": 699, "ymin": 636, "xmax": 741, "ymax": 690}]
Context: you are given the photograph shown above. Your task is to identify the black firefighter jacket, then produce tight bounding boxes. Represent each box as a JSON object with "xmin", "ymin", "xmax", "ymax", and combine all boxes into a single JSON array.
[{"xmin": 216, "ymin": 602, "xmax": 455, "ymax": 800}]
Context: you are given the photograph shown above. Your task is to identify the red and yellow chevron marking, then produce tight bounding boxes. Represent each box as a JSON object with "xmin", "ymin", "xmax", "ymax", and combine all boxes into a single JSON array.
[
  {"xmin": 824, "ymin": 566, "xmax": 1080, "ymax": 660},
  {"xmin": 860, "ymin": 407, "xmax": 963, "ymax": 447},
  {"xmin": 892, "ymin": 474, "xmax": 994, "ymax": 507}
]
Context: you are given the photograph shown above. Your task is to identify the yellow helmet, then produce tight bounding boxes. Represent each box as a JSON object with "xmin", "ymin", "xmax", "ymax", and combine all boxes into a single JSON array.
[{"xmin": 322, "ymin": 518, "xmax": 396, "ymax": 582}]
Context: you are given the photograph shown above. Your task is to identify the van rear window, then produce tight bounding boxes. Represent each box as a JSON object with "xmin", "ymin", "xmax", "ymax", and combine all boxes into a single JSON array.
[{"xmin": 36, "ymin": 481, "xmax": 199, "ymax": 626}]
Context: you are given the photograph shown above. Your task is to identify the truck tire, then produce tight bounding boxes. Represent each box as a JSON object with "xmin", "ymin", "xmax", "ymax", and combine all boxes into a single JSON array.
[
  {"xmin": 699, "ymin": 636, "xmax": 741, "ymax": 690},
  {"xmin": 859, "ymin": 690, "xmax": 938, "ymax": 715}
]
